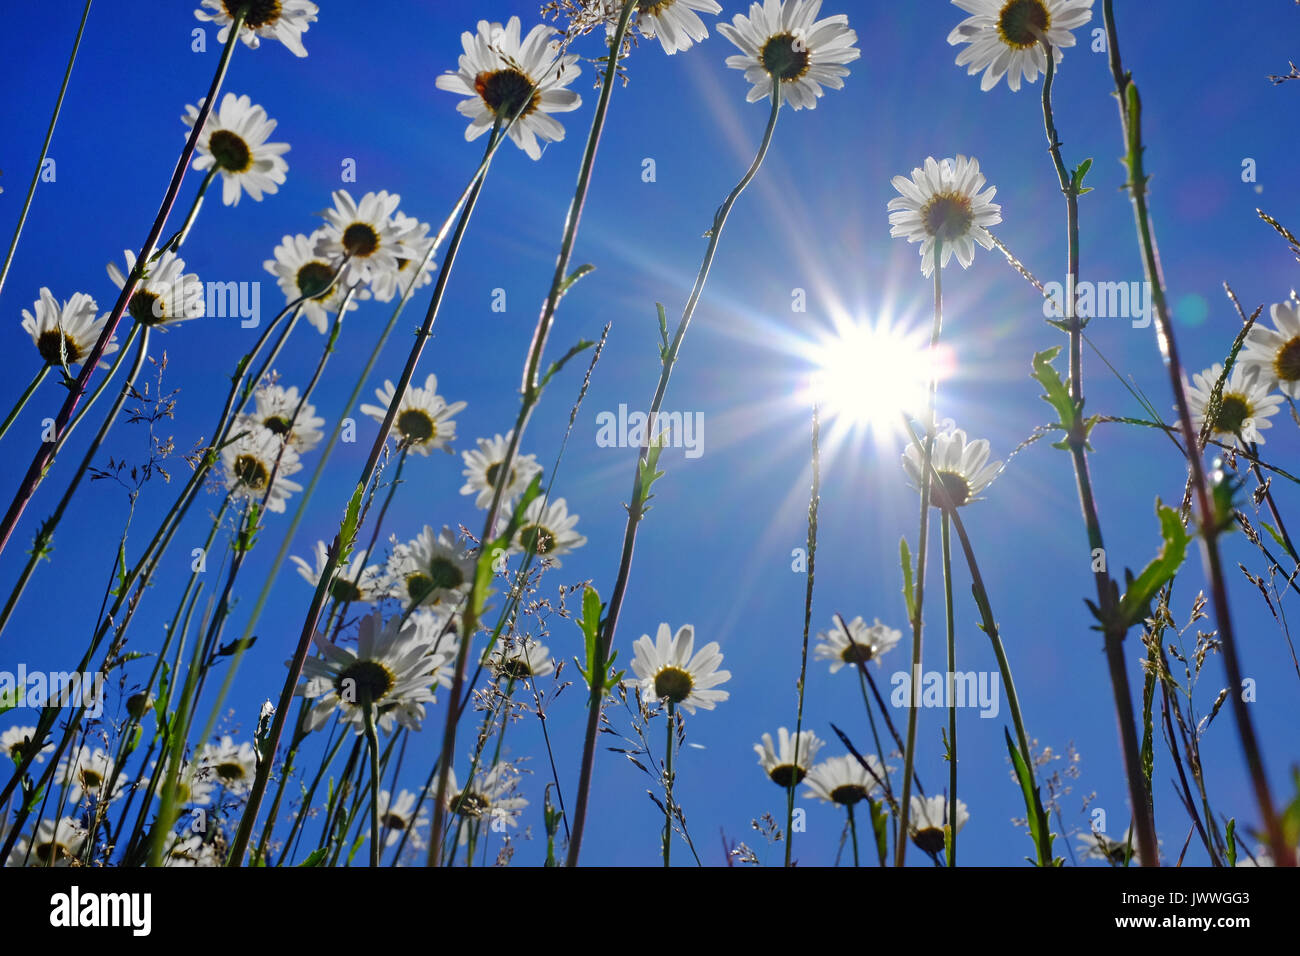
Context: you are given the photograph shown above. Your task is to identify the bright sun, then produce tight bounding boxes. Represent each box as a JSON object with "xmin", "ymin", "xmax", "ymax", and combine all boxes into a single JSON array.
[{"xmin": 805, "ymin": 318, "xmax": 947, "ymax": 436}]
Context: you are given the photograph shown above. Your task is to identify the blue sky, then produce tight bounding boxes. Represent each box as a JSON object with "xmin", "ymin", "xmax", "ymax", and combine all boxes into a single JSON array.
[{"xmin": 1, "ymin": 0, "xmax": 1298, "ymax": 865}]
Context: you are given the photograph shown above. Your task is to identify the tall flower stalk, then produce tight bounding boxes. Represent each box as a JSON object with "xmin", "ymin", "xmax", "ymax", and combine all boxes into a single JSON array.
[
  {"xmin": 0, "ymin": 0, "xmax": 93, "ymax": 300},
  {"xmin": 896, "ymin": 243, "xmax": 942, "ymax": 867},
  {"xmin": 1101, "ymin": 0, "xmax": 1292, "ymax": 867},
  {"xmin": 428, "ymin": 0, "xmax": 639, "ymax": 865},
  {"xmin": 0, "ymin": 6, "xmax": 247, "ymax": 560},
  {"xmin": 565, "ymin": 84, "xmax": 783, "ymax": 867},
  {"xmin": 1039, "ymin": 39, "xmax": 1158, "ymax": 866}
]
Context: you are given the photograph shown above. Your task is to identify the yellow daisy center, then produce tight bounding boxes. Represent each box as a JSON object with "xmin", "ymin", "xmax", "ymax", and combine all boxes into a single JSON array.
[
  {"xmin": 342, "ymin": 223, "xmax": 380, "ymax": 258},
  {"xmin": 223, "ymin": 0, "xmax": 281, "ymax": 28},
  {"xmin": 397, "ymin": 408, "xmax": 436, "ymax": 444},
  {"xmin": 653, "ymin": 666, "xmax": 694, "ymax": 703},
  {"xmin": 1212, "ymin": 394, "xmax": 1251, "ymax": 436},
  {"xmin": 233, "ymin": 453, "xmax": 271, "ymax": 490},
  {"xmin": 829, "ymin": 783, "xmax": 869, "ymax": 806},
  {"xmin": 1274, "ymin": 336, "xmax": 1300, "ymax": 382},
  {"xmin": 209, "ymin": 130, "xmax": 252, "ymax": 173},
  {"xmin": 997, "ymin": 0, "xmax": 1050, "ymax": 50},
  {"xmin": 921, "ymin": 193, "xmax": 974, "ymax": 242},
  {"xmin": 760, "ymin": 32, "xmax": 811, "ymax": 81},
  {"xmin": 336, "ymin": 659, "xmax": 396, "ymax": 704},
  {"xmin": 475, "ymin": 69, "xmax": 540, "ymax": 120},
  {"xmin": 37, "ymin": 330, "xmax": 81, "ymax": 366}
]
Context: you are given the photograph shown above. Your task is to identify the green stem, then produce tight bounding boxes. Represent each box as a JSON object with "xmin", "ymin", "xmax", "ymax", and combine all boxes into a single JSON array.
[
  {"xmin": 788, "ymin": 401, "xmax": 819, "ymax": 866},
  {"xmin": 0, "ymin": 0, "xmax": 93, "ymax": 299},
  {"xmin": 565, "ymin": 76, "xmax": 783, "ymax": 869},
  {"xmin": 942, "ymin": 511, "xmax": 956, "ymax": 867},
  {"xmin": 434, "ymin": 1, "xmax": 639, "ymax": 867},
  {"xmin": 0, "ymin": 366, "xmax": 49, "ymax": 443},
  {"xmin": 363, "ymin": 698, "xmax": 380, "ymax": 868},
  {"xmin": 1101, "ymin": 0, "xmax": 1288, "ymax": 865},
  {"xmin": 0, "ymin": 6, "xmax": 245, "ymax": 561},
  {"xmin": 663, "ymin": 701, "xmax": 675, "ymax": 867},
  {"xmin": 897, "ymin": 239, "xmax": 943, "ymax": 867},
  {"xmin": 847, "ymin": 804, "xmax": 860, "ymax": 868}
]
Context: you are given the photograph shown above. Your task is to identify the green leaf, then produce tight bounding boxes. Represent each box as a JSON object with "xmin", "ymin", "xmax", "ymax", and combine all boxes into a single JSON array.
[
  {"xmin": 297, "ymin": 847, "xmax": 328, "ymax": 867},
  {"xmin": 577, "ymin": 584, "xmax": 607, "ymax": 697},
  {"xmin": 469, "ymin": 475, "xmax": 544, "ymax": 620},
  {"xmin": 123, "ymin": 723, "xmax": 143, "ymax": 757},
  {"xmin": 1117, "ymin": 500, "xmax": 1190, "ymax": 627},
  {"xmin": 556, "ymin": 263, "xmax": 595, "ymax": 303},
  {"xmin": 868, "ymin": 797, "xmax": 889, "ymax": 867},
  {"xmin": 539, "ymin": 338, "xmax": 595, "ymax": 390},
  {"xmin": 1225, "ymin": 818, "xmax": 1237, "ymax": 867},
  {"xmin": 1261, "ymin": 521, "xmax": 1290, "ymax": 554},
  {"xmin": 656, "ymin": 303, "xmax": 670, "ymax": 363},
  {"xmin": 1005, "ymin": 727, "xmax": 1054, "ymax": 866},
  {"xmin": 1031, "ymin": 347, "xmax": 1082, "ymax": 449},
  {"xmin": 900, "ymin": 537, "xmax": 915, "ymax": 621},
  {"xmin": 631, "ymin": 438, "xmax": 667, "ymax": 519},
  {"xmin": 336, "ymin": 482, "xmax": 365, "ymax": 565},
  {"xmin": 1071, "ymin": 157, "xmax": 1094, "ymax": 195}
]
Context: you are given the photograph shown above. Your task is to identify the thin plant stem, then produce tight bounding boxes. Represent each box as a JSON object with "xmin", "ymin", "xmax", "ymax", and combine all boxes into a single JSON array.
[
  {"xmin": 1101, "ymin": 0, "xmax": 1290, "ymax": 866},
  {"xmin": 0, "ymin": 0, "xmax": 93, "ymax": 299},
  {"xmin": 0, "ymin": 323, "xmax": 148, "ymax": 635},
  {"xmin": 897, "ymin": 239, "xmax": 943, "ymax": 867},
  {"xmin": 363, "ymin": 698, "xmax": 381, "ymax": 868},
  {"xmin": 432, "ymin": 1, "xmax": 639, "ymax": 867},
  {"xmin": 1040, "ymin": 41, "xmax": 1158, "ymax": 866},
  {"xmin": 941, "ymin": 510, "xmax": 956, "ymax": 867},
  {"xmin": 0, "ymin": 6, "xmax": 246, "ymax": 561},
  {"xmin": 231, "ymin": 124, "xmax": 502, "ymax": 868},
  {"xmin": 847, "ymin": 804, "xmax": 860, "ymax": 868},
  {"xmin": 0, "ymin": 366, "xmax": 50, "ymax": 443},
  {"xmin": 565, "ymin": 79, "xmax": 783, "ymax": 868},
  {"xmin": 788, "ymin": 401, "xmax": 819, "ymax": 866},
  {"xmin": 663, "ymin": 701, "xmax": 675, "ymax": 867}
]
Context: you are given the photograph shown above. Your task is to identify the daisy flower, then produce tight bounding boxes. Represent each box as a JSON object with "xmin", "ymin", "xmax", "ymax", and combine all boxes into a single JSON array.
[
  {"xmin": 264, "ymin": 231, "xmax": 365, "ymax": 334},
  {"xmin": 385, "ymin": 525, "xmax": 475, "ymax": 610},
  {"xmin": 461, "ymin": 432, "xmax": 543, "ymax": 511},
  {"xmin": 197, "ymin": 735, "xmax": 257, "ymax": 795},
  {"xmin": 56, "ymin": 746, "xmax": 126, "ymax": 804},
  {"xmin": 6, "ymin": 817, "xmax": 86, "ymax": 867},
  {"xmin": 947, "ymin": 0, "xmax": 1095, "ymax": 93},
  {"xmin": 359, "ymin": 373, "xmax": 467, "ymax": 456},
  {"xmin": 221, "ymin": 424, "xmax": 303, "ymax": 513},
  {"xmin": 290, "ymin": 539, "xmax": 385, "ymax": 604},
  {"xmin": 1239, "ymin": 299, "xmax": 1300, "ymax": 399},
  {"xmin": 445, "ymin": 764, "xmax": 528, "ymax": 839},
  {"xmin": 1184, "ymin": 363, "xmax": 1282, "ymax": 447},
  {"xmin": 194, "ymin": 0, "xmax": 318, "ymax": 57},
  {"xmin": 804, "ymin": 753, "xmax": 888, "ymax": 806},
  {"xmin": 369, "ymin": 213, "xmax": 437, "ymax": 304},
  {"xmin": 107, "ymin": 249, "xmax": 205, "ymax": 328},
  {"xmin": 182, "ymin": 92, "xmax": 289, "ymax": 206},
  {"xmin": 511, "ymin": 496, "xmax": 587, "ymax": 567},
  {"xmin": 409, "ymin": 609, "xmax": 461, "ymax": 687},
  {"xmin": 814, "ymin": 615, "xmax": 902, "ymax": 673},
  {"xmin": 1, "ymin": 725, "xmax": 53, "ymax": 764},
  {"xmin": 241, "ymin": 381, "xmax": 325, "ymax": 452},
  {"xmin": 909, "ymin": 793, "xmax": 970, "ymax": 855},
  {"xmin": 754, "ymin": 727, "xmax": 824, "ymax": 786},
  {"xmin": 633, "ymin": 0, "xmax": 723, "ymax": 54},
  {"xmin": 629, "ymin": 622, "xmax": 731, "ymax": 714},
  {"xmin": 489, "ymin": 637, "xmax": 555, "ymax": 681},
  {"xmin": 435, "ymin": 17, "xmax": 582, "ymax": 161},
  {"xmin": 314, "ymin": 189, "xmax": 420, "ymax": 290},
  {"xmin": 1078, "ymin": 826, "xmax": 1133, "ymax": 865},
  {"xmin": 298, "ymin": 610, "xmax": 445, "ymax": 734},
  {"xmin": 902, "ymin": 426, "xmax": 1002, "ymax": 510},
  {"xmin": 20, "ymin": 288, "xmax": 118, "ymax": 369},
  {"xmin": 718, "ymin": 0, "xmax": 861, "ymax": 110},
  {"xmin": 888, "ymin": 155, "xmax": 1002, "ymax": 277},
  {"xmin": 377, "ymin": 788, "xmax": 429, "ymax": 848}
]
